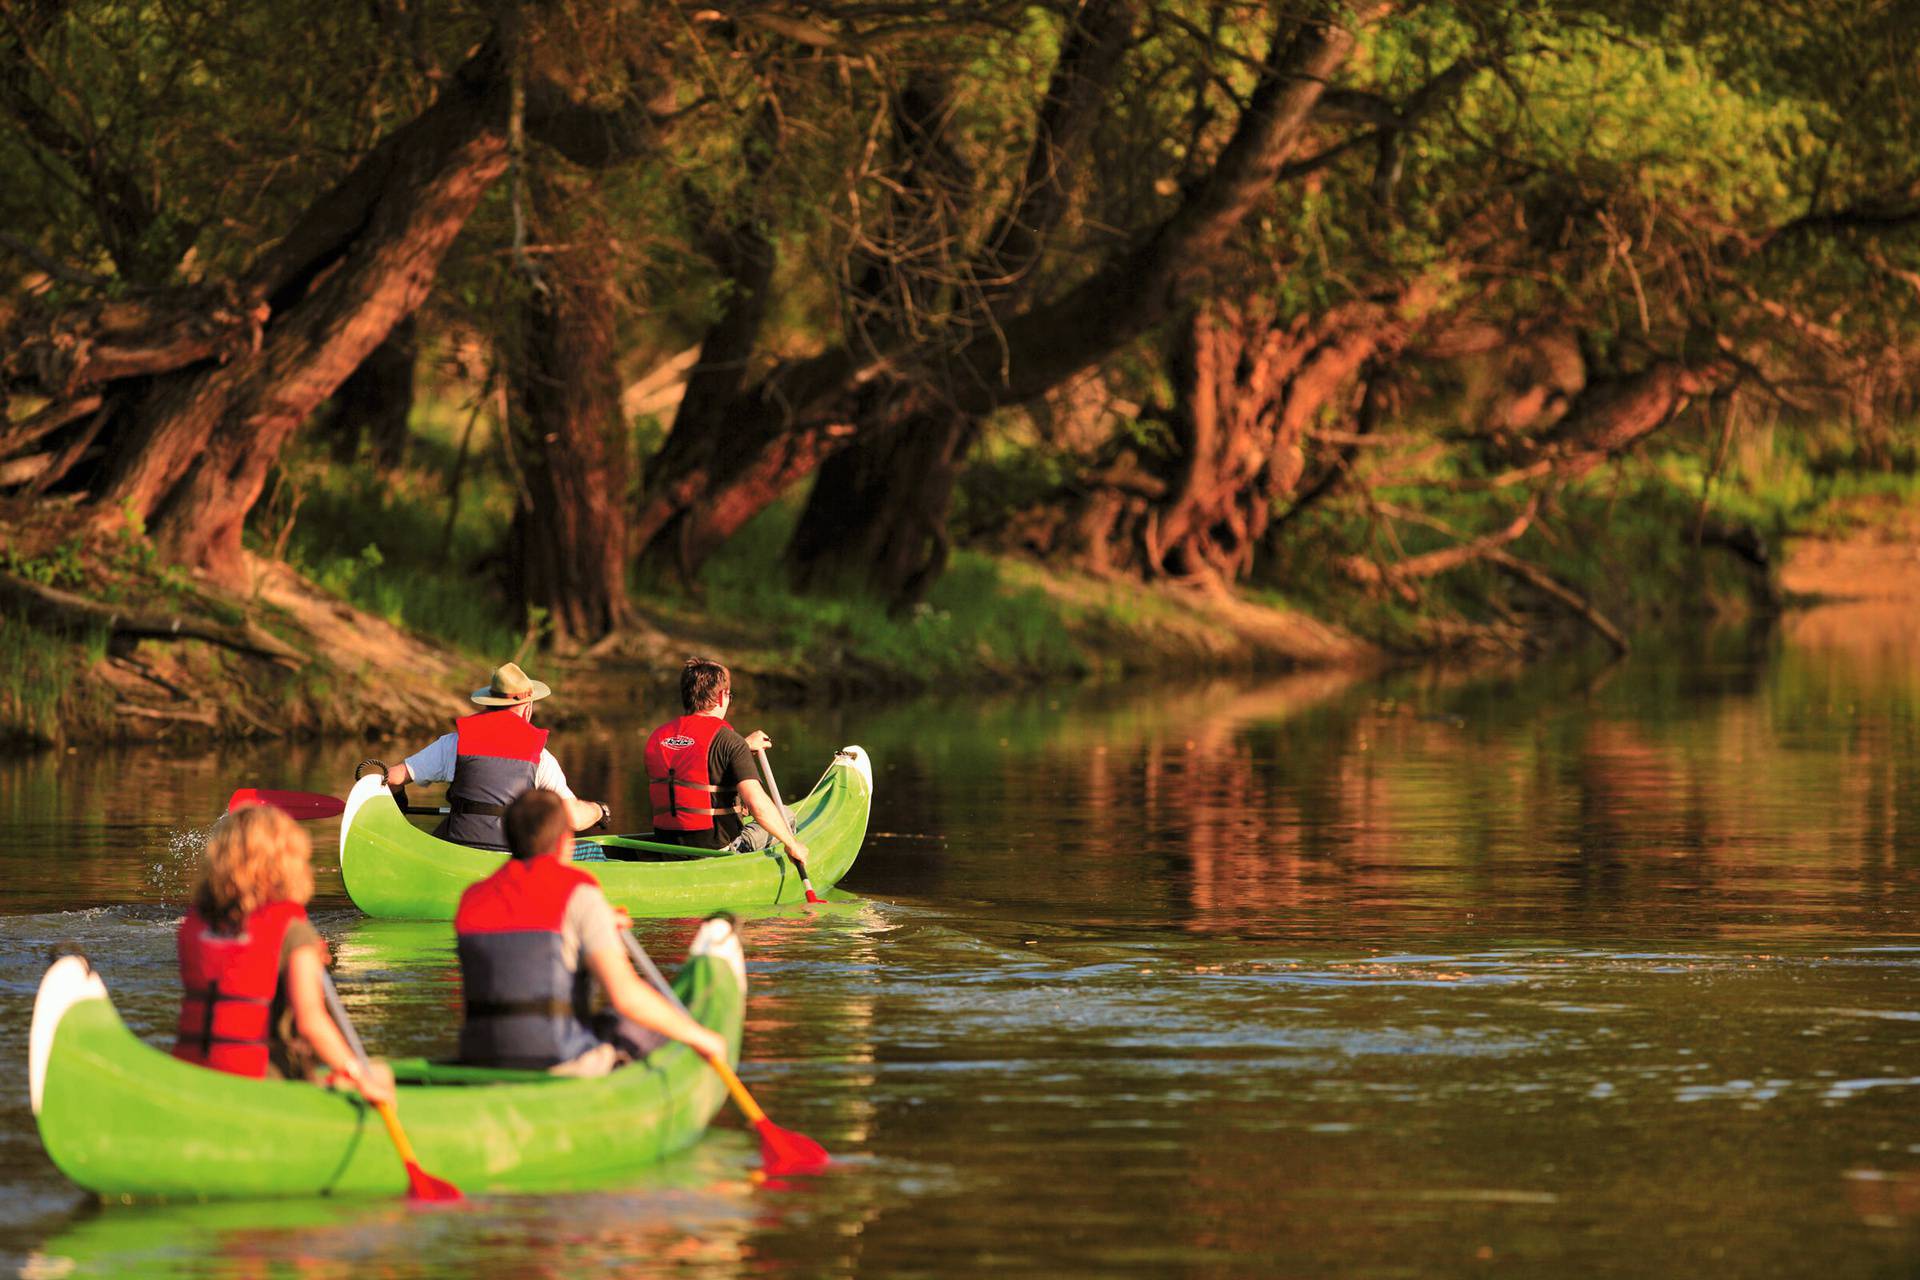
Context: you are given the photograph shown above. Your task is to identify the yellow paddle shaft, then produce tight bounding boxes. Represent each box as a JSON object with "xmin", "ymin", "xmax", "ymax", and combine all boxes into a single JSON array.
[
  {"xmin": 373, "ymin": 1100, "xmax": 424, "ymax": 1166},
  {"xmin": 705, "ymin": 1053, "xmax": 769, "ymax": 1126}
]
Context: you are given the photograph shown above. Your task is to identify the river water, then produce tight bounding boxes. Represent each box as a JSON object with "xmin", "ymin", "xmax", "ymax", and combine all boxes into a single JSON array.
[{"xmin": 1, "ymin": 616, "xmax": 1918, "ymax": 1277}]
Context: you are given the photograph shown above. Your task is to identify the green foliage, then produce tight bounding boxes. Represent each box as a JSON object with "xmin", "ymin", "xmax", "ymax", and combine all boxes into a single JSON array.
[
  {"xmin": 0, "ymin": 540, "xmax": 87, "ymax": 590},
  {"xmin": 1263, "ymin": 451, "xmax": 1783, "ymax": 649},
  {"xmin": 0, "ymin": 615, "xmax": 100, "ymax": 746},
  {"xmin": 684, "ymin": 500, "xmax": 1089, "ymax": 684},
  {"xmin": 248, "ymin": 403, "xmax": 520, "ymax": 658}
]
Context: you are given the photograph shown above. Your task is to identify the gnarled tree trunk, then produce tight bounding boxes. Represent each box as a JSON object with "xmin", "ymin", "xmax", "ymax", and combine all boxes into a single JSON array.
[
  {"xmin": 783, "ymin": 0, "xmax": 1135, "ymax": 603},
  {"xmin": 506, "ymin": 195, "xmax": 636, "ymax": 649},
  {"xmin": 1001, "ymin": 285, "xmax": 1432, "ymax": 584},
  {"xmin": 0, "ymin": 45, "xmax": 515, "ymax": 585},
  {"xmin": 632, "ymin": 1, "xmax": 1385, "ymax": 598},
  {"xmin": 91, "ymin": 67, "xmax": 510, "ymax": 582},
  {"xmin": 3, "ymin": 22, "xmax": 680, "ymax": 587},
  {"xmin": 786, "ymin": 410, "xmax": 975, "ymax": 604}
]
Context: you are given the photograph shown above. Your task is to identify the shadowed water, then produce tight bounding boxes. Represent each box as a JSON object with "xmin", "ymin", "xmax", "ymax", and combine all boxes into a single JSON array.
[{"xmin": 1, "ymin": 621, "xmax": 1918, "ymax": 1277}]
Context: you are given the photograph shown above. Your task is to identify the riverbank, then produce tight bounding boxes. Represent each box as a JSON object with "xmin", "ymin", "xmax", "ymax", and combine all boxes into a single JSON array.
[
  {"xmin": 4, "ymin": 443, "xmax": 1901, "ymax": 752},
  {"xmin": 1778, "ymin": 494, "xmax": 1920, "ymax": 677},
  {"xmin": 0, "ymin": 506, "xmax": 1376, "ymax": 750}
]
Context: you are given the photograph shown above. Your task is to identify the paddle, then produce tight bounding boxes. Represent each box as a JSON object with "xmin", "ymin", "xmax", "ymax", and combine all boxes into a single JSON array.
[
  {"xmin": 319, "ymin": 973, "xmax": 463, "ymax": 1202},
  {"xmin": 754, "ymin": 748, "xmax": 822, "ymax": 904},
  {"xmin": 226, "ymin": 787, "xmax": 450, "ymax": 821},
  {"xmin": 226, "ymin": 787, "xmax": 344, "ymax": 820},
  {"xmin": 620, "ymin": 931, "xmax": 829, "ymax": 1175}
]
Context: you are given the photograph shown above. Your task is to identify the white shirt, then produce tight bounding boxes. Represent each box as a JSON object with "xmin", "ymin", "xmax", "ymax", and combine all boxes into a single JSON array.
[{"xmin": 403, "ymin": 732, "xmax": 577, "ymax": 800}]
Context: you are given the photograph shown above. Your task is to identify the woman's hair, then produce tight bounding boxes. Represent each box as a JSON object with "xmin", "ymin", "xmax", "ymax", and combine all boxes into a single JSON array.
[{"xmin": 192, "ymin": 804, "xmax": 315, "ymax": 932}]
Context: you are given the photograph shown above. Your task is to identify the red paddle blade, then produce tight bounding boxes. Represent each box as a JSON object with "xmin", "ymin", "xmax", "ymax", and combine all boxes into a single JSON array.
[
  {"xmin": 227, "ymin": 788, "xmax": 344, "ymax": 820},
  {"xmin": 403, "ymin": 1160, "xmax": 464, "ymax": 1202},
  {"xmin": 801, "ymin": 876, "xmax": 825, "ymax": 905},
  {"xmin": 754, "ymin": 1118, "xmax": 830, "ymax": 1175}
]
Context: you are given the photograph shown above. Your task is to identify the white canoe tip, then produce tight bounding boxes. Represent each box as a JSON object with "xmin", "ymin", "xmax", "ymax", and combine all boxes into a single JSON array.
[
  {"xmin": 30, "ymin": 955, "xmax": 108, "ymax": 1116},
  {"xmin": 833, "ymin": 745, "xmax": 873, "ymax": 793},
  {"xmin": 338, "ymin": 774, "xmax": 390, "ymax": 855},
  {"xmin": 689, "ymin": 914, "xmax": 747, "ymax": 993}
]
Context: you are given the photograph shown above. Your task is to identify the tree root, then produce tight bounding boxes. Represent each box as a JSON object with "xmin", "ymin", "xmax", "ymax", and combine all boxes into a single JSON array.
[{"xmin": 0, "ymin": 572, "xmax": 304, "ymax": 668}]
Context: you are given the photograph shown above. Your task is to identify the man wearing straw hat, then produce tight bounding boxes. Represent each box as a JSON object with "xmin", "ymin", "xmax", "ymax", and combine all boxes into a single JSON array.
[{"xmin": 383, "ymin": 661, "xmax": 610, "ymax": 851}]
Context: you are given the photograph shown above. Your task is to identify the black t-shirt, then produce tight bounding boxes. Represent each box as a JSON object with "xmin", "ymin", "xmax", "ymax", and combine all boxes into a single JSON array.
[{"xmin": 661, "ymin": 724, "xmax": 756, "ymax": 849}]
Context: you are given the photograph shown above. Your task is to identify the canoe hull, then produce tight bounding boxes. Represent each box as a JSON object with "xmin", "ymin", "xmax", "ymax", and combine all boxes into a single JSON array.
[
  {"xmin": 30, "ymin": 921, "xmax": 747, "ymax": 1200},
  {"xmin": 339, "ymin": 746, "xmax": 872, "ymax": 920}
]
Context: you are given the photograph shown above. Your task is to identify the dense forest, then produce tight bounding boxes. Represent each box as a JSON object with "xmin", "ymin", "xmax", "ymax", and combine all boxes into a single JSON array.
[{"xmin": 2, "ymin": 0, "xmax": 1917, "ymax": 680}]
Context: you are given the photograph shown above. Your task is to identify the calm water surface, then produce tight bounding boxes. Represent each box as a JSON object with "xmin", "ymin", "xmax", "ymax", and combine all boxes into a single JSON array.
[{"xmin": 1, "ymin": 620, "xmax": 1918, "ymax": 1277}]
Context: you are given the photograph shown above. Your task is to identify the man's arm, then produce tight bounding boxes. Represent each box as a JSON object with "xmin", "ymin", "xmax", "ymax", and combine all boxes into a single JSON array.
[
  {"xmin": 585, "ymin": 945, "xmax": 729, "ymax": 1062},
  {"xmin": 737, "ymin": 777, "xmax": 809, "ymax": 867},
  {"xmin": 566, "ymin": 798, "xmax": 607, "ymax": 831},
  {"xmin": 534, "ymin": 753, "xmax": 607, "ymax": 831},
  {"xmin": 386, "ymin": 734, "xmax": 454, "ymax": 787},
  {"xmin": 285, "ymin": 944, "xmax": 395, "ymax": 1104}
]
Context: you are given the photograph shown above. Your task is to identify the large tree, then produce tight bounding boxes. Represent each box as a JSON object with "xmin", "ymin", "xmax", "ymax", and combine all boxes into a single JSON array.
[
  {"xmin": 632, "ymin": 0, "xmax": 1396, "ymax": 600},
  {"xmin": 0, "ymin": 2, "xmax": 685, "ymax": 587}
]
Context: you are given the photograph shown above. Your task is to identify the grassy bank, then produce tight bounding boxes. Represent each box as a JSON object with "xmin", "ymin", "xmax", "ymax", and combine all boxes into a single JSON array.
[
  {"xmin": 7, "ymin": 399, "xmax": 1910, "ymax": 750},
  {"xmin": 1249, "ymin": 419, "xmax": 1920, "ymax": 654},
  {"xmin": 259, "ymin": 411, "xmax": 1364, "ymax": 700}
]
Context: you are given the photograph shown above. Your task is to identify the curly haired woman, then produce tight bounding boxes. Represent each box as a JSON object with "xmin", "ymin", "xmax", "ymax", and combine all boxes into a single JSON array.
[{"xmin": 173, "ymin": 804, "xmax": 392, "ymax": 1105}]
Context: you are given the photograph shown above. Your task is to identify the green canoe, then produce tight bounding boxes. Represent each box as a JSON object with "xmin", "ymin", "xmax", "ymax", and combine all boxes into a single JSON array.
[
  {"xmin": 29, "ymin": 918, "xmax": 746, "ymax": 1200},
  {"xmin": 339, "ymin": 745, "xmax": 873, "ymax": 920}
]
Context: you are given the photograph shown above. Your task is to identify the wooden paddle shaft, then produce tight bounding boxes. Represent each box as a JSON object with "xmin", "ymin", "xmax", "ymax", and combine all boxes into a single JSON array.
[
  {"xmin": 321, "ymin": 973, "xmax": 372, "ymax": 1064},
  {"xmin": 753, "ymin": 748, "xmax": 787, "ymax": 811},
  {"xmin": 374, "ymin": 1101, "xmax": 423, "ymax": 1163},
  {"xmin": 620, "ymin": 933, "xmax": 770, "ymax": 1127},
  {"xmin": 708, "ymin": 1056, "xmax": 770, "ymax": 1125}
]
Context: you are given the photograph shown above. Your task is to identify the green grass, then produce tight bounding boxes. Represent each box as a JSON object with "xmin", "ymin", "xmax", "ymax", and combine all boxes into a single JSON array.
[
  {"xmin": 0, "ymin": 615, "xmax": 104, "ymax": 746},
  {"xmin": 1260, "ymin": 454, "xmax": 1779, "ymax": 648},
  {"xmin": 255, "ymin": 407, "xmax": 1095, "ymax": 686},
  {"xmin": 1699, "ymin": 414, "xmax": 1920, "ymax": 537},
  {"xmin": 687, "ymin": 499, "xmax": 1091, "ymax": 683},
  {"xmin": 248, "ymin": 407, "xmax": 522, "ymax": 658}
]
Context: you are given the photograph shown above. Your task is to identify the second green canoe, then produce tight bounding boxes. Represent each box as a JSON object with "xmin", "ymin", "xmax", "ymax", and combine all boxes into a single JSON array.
[
  {"xmin": 30, "ymin": 917, "xmax": 747, "ymax": 1199},
  {"xmin": 339, "ymin": 745, "xmax": 872, "ymax": 920}
]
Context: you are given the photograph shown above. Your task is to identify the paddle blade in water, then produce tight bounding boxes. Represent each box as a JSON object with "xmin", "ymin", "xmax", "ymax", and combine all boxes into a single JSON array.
[
  {"xmin": 227, "ymin": 788, "xmax": 344, "ymax": 820},
  {"xmin": 370, "ymin": 1100, "xmax": 463, "ymax": 1202},
  {"xmin": 403, "ymin": 1160, "xmax": 464, "ymax": 1203},
  {"xmin": 755, "ymin": 1118, "xmax": 830, "ymax": 1175}
]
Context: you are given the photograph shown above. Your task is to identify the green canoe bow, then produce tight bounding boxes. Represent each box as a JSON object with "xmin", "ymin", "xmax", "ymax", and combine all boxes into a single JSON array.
[
  {"xmin": 340, "ymin": 745, "xmax": 873, "ymax": 920},
  {"xmin": 29, "ymin": 919, "xmax": 747, "ymax": 1200}
]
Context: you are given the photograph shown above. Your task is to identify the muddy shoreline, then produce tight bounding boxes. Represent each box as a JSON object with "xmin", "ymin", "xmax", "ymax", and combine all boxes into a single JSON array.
[{"xmin": 1, "ymin": 549, "xmax": 1382, "ymax": 753}]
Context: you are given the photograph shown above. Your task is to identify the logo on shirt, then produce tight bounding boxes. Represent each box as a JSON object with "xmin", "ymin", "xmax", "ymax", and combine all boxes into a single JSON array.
[{"xmin": 663, "ymin": 735, "xmax": 696, "ymax": 749}]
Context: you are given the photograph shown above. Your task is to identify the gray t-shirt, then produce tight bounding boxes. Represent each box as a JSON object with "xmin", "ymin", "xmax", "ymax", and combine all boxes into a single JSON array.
[{"xmin": 558, "ymin": 881, "xmax": 621, "ymax": 973}]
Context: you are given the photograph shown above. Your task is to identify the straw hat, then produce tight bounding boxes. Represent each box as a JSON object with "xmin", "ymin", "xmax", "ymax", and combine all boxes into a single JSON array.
[{"xmin": 470, "ymin": 661, "xmax": 552, "ymax": 706}]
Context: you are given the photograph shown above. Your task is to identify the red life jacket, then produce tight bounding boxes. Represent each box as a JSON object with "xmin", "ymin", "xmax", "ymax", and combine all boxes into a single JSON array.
[
  {"xmin": 441, "ymin": 709, "xmax": 551, "ymax": 850},
  {"xmin": 173, "ymin": 900, "xmax": 309, "ymax": 1079},
  {"xmin": 454, "ymin": 854, "xmax": 601, "ymax": 1069},
  {"xmin": 644, "ymin": 714, "xmax": 737, "ymax": 833}
]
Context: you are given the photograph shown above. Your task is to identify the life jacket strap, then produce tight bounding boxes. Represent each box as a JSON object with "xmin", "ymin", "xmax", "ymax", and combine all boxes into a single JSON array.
[
  {"xmin": 198, "ymin": 979, "xmax": 217, "ymax": 1056},
  {"xmin": 448, "ymin": 798, "xmax": 508, "ymax": 817},
  {"xmin": 182, "ymin": 986, "xmax": 271, "ymax": 1006},
  {"xmin": 465, "ymin": 997, "xmax": 581, "ymax": 1020},
  {"xmin": 647, "ymin": 776, "xmax": 732, "ymax": 793}
]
